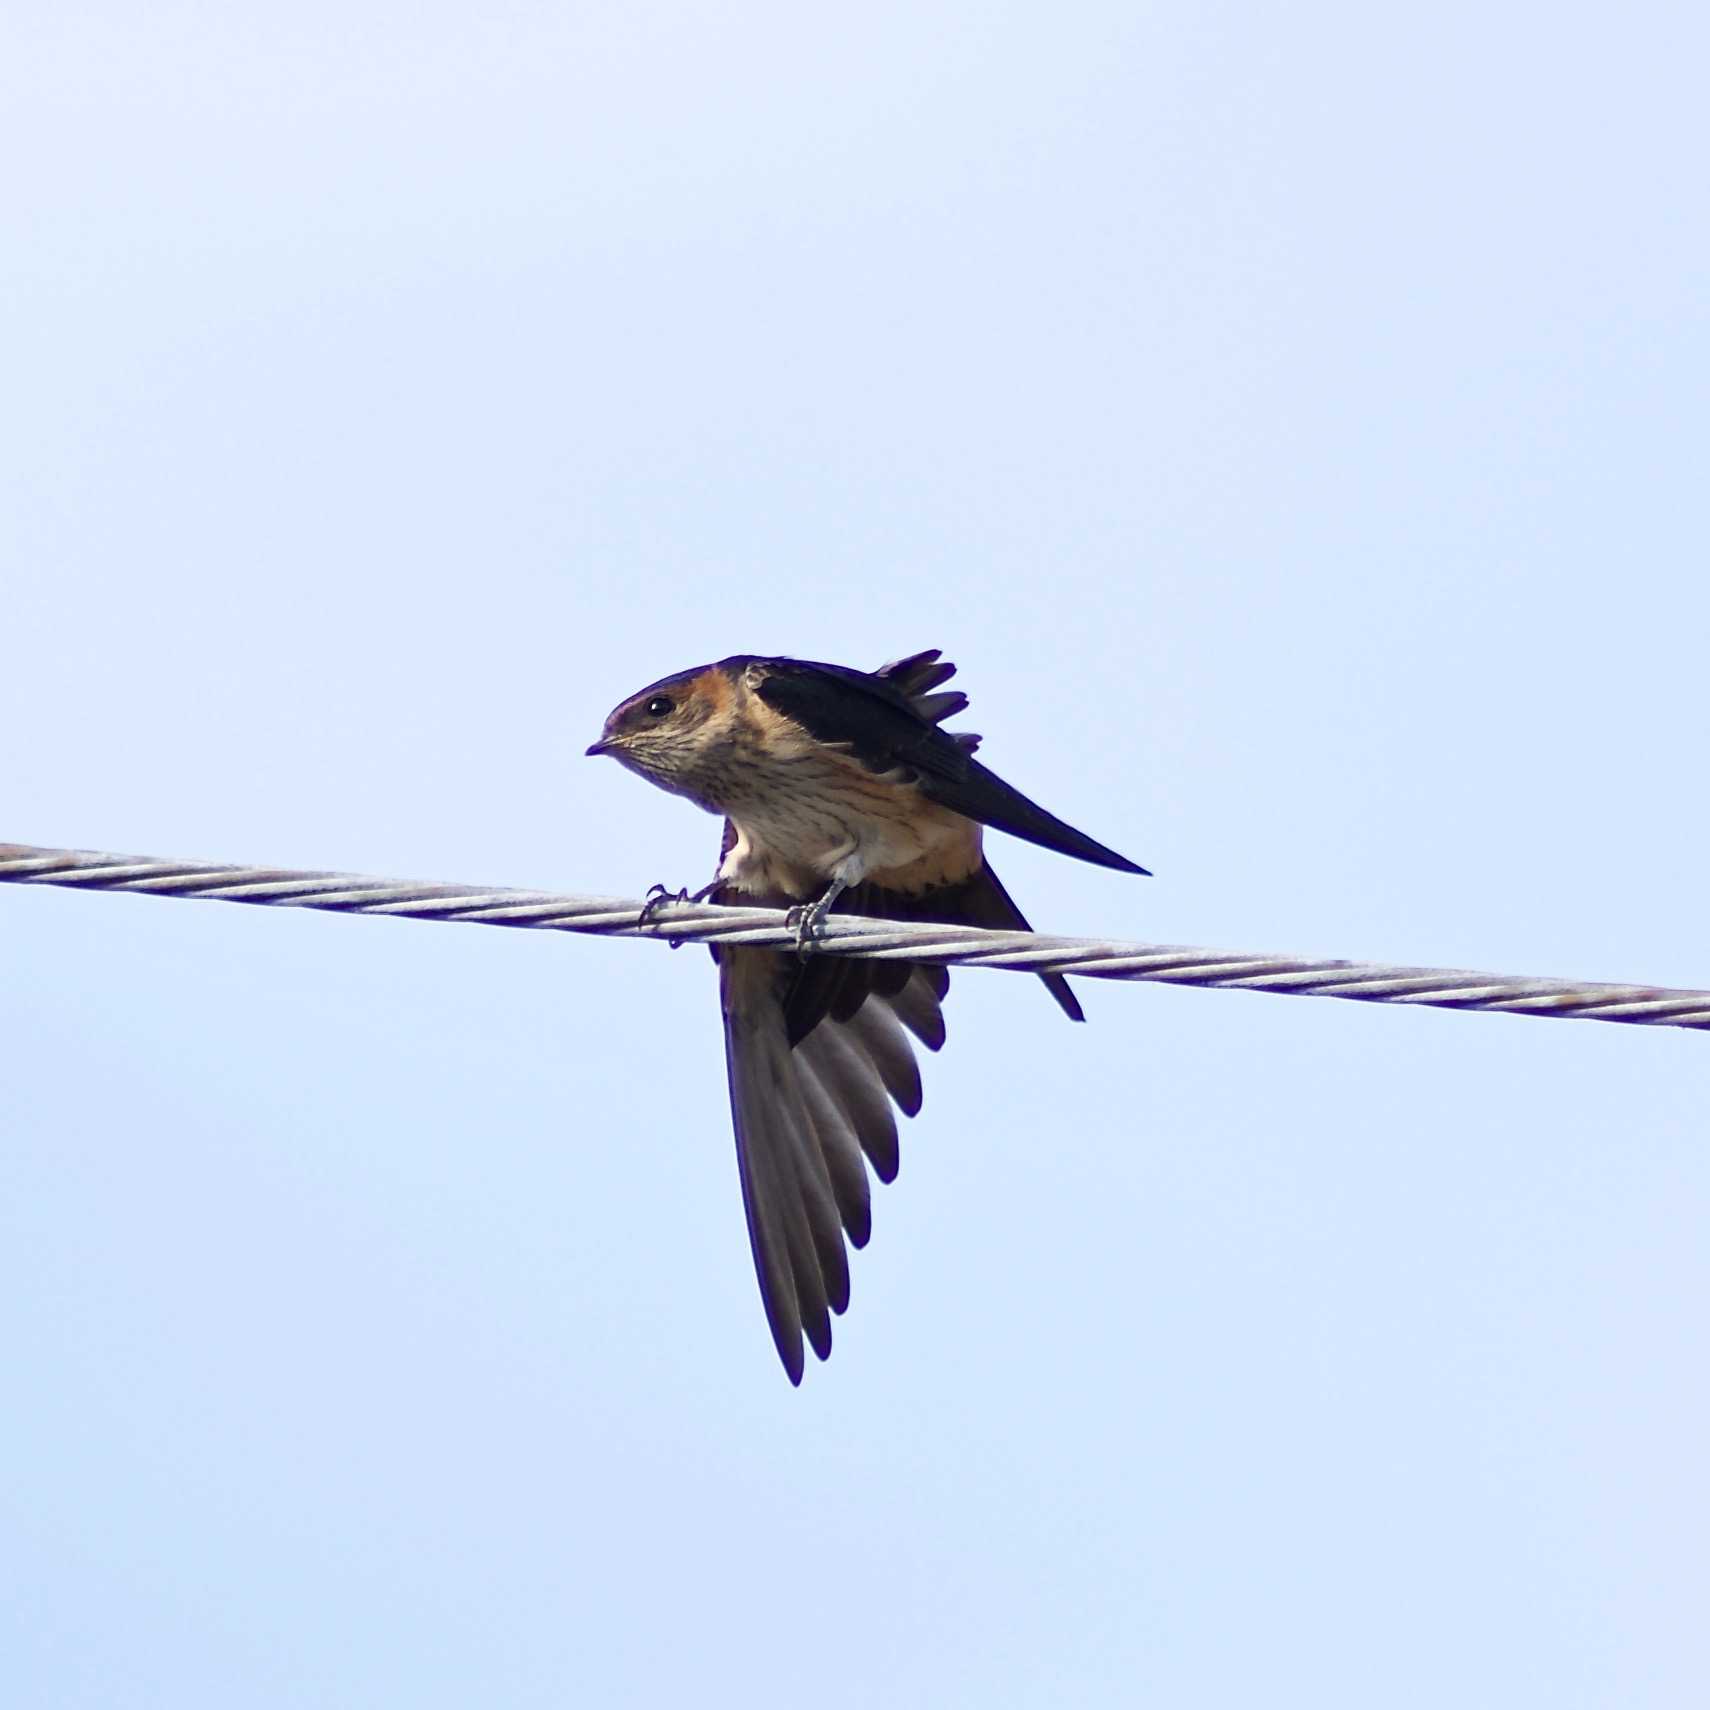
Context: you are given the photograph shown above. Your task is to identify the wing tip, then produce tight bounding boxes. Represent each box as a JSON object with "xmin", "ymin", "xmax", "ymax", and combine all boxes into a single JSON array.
[
  {"xmin": 774, "ymin": 1328, "xmax": 806, "ymax": 1386},
  {"xmin": 1087, "ymin": 844, "xmax": 1150, "ymax": 876}
]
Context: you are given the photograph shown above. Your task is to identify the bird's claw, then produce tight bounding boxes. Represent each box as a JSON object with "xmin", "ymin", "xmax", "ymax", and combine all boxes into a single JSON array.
[
  {"xmin": 784, "ymin": 898, "xmax": 828, "ymax": 958},
  {"xmin": 638, "ymin": 883, "xmax": 688, "ymax": 927},
  {"xmin": 638, "ymin": 881, "xmax": 719, "ymax": 949}
]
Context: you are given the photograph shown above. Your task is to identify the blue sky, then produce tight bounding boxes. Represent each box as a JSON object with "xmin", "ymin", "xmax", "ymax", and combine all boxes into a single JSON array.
[{"xmin": 4, "ymin": 5, "xmax": 1707, "ymax": 1705}]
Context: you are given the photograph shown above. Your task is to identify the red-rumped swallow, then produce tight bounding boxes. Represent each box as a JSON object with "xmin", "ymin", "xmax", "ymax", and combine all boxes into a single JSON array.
[{"xmin": 588, "ymin": 650, "xmax": 1146, "ymax": 1382}]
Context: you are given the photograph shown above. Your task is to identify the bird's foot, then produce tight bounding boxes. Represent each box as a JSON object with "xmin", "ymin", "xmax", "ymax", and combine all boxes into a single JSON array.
[
  {"xmin": 784, "ymin": 882, "xmax": 845, "ymax": 958},
  {"xmin": 637, "ymin": 880, "xmax": 719, "ymax": 948},
  {"xmin": 637, "ymin": 882, "xmax": 687, "ymax": 927}
]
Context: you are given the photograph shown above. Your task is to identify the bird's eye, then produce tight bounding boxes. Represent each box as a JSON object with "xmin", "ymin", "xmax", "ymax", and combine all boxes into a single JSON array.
[{"xmin": 643, "ymin": 695, "xmax": 675, "ymax": 718}]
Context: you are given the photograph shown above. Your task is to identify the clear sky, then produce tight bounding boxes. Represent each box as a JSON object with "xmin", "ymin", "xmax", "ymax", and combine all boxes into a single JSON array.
[{"xmin": 4, "ymin": 5, "xmax": 1707, "ymax": 1706}]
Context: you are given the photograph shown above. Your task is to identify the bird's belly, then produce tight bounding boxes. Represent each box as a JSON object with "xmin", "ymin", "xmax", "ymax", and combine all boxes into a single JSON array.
[{"xmin": 719, "ymin": 752, "xmax": 978, "ymax": 896}]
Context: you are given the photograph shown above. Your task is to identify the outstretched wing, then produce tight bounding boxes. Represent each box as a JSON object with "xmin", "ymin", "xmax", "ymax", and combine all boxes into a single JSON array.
[
  {"xmin": 719, "ymin": 938, "xmax": 945, "ymax": 1383},
  {"xmin": 717, "ymin": 850, "xmax": 1090, "ymax": 1381},
  {"xmin": 750, "ymin": 651, "xmax": 1148, "ymax": 875}
]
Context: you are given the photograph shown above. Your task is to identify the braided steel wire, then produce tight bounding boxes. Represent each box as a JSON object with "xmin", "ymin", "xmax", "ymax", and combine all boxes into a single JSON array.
[{"xmin": 4, "ymin": 840, "xmax": 1707, "ymax": 1031}]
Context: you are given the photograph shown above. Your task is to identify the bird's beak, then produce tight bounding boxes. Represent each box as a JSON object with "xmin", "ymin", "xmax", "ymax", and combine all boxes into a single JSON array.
[{"xmin": 585, "ymin": 738, "xmax": 612, "ymax": 757}]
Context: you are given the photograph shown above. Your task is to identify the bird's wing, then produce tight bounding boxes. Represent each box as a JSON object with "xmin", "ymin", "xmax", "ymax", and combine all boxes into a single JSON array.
[
  {"xmin": 718, "ymin": 935, "xmax": 945, "ymax": 1384},
  {"xmin": 716, "ymin": 849, "xmax": 1093, "ymax": 1382},
  {"xmin": 751, "ymin": 652, "xmax": 1148, "ymax": 875}
]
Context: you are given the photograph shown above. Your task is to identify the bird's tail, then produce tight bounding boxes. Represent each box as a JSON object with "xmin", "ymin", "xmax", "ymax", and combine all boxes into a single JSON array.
[
  {"xmin": 771, "ymin": 854, "xmax": 1083, "ymax": 1048},
  {"xmin": 932, "ymin": 858, "xmax": 1083, "ymax": 1022}
]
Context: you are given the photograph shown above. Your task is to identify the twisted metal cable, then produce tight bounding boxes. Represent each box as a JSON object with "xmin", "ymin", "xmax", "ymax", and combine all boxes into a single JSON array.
[{"xmin": 4, "ymin": 840, "xmax": 1708, "ymax": 1031}]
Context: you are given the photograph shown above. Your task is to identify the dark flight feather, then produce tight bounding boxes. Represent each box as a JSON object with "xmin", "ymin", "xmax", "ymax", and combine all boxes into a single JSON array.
[
  {"xmin": 747, "ymin": 655, "xmax": 1149, "ymax": 876},
  {"xmin": 719, "ymin": 939, "xmax": 942, "ymax": 1382},
  {"xmin": 715, "ymin": 850, "xmax": 1087, "ymax": 1381}
]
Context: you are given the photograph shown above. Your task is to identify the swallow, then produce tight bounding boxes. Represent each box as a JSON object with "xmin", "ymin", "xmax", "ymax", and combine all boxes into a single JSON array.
[{"xmin": 587, "ymin": 650, "xmax": 1147, "ymax": 1382}]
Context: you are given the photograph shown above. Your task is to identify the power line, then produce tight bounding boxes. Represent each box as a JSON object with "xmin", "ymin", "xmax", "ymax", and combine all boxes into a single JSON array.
[{"xmin": 4, "ymin": 840, "xmax": 1706, "ymax": 1031}]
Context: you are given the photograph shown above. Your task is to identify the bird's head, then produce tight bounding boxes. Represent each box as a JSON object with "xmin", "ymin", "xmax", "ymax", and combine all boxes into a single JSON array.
[{"xmin": 585, "ymin": 664, "xmax": 734, "ymax": 799}]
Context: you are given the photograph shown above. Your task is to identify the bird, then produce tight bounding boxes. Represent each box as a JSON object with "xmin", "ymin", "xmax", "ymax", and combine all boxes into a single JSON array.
[{"xmin": 586, "ymin": 649, "xmax": 1147, "ymax": 1382}]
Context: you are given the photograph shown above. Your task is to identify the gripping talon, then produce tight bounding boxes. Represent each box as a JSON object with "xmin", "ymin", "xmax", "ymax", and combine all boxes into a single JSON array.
[
  {"xmin": 783, "ymin": 901, "xmax": 813, "ymax": 957},
  {"xmin": 637, "ymin": 883, "xmax": 687, "ymax": 929},
  {"xmin": 637, "ymin": 879, "xmax": 721, "ymax": 949},
  {"xmin": 785, "ymin": 883, "xmax": 843, "ymax": 958}
]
